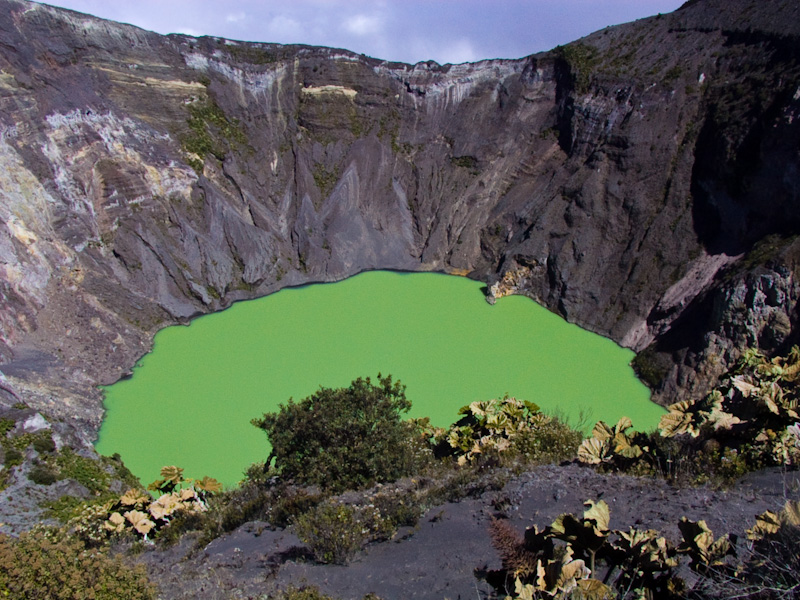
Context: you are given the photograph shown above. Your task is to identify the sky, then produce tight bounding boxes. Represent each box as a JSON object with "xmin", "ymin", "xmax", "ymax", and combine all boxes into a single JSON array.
[{"xmin": 41, "ymin": 1, "xmax": 687, "ymax": 65}]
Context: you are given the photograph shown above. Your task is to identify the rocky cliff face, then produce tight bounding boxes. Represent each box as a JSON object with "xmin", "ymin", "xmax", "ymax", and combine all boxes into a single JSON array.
[{"xmin": 0, "ymin": 0, "xmax": 798, "ymax": 447}]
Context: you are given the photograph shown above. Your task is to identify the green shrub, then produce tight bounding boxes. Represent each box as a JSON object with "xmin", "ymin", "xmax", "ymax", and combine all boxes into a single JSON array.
[
  {"xmin": 0, "ymin": 417, "xmax": 15, "ymax": 436},
  {"xmin": 155, "ymin": 509, "xmax": 207, "ymax": 547},
  {"xmin": 195, "ymin": 482, "xmax": 276, "ymax": 541},
  {"xmin": 28, "ymin": 463, "xmax": 58, "ymax": 485},
  {"xmin": 42, "ymin": 495, "xmax": 97, "ymax": 523},
  {"xmin": 252, "ymin": 375, "xmax": 417, "ymax": 492},
  {"xmin": 107, "ymin": 453, "xmax": 142, "ymax": 490},
  {"xmin": 510, "ymin": 418, "xmax": 583, "ymax": 465},
  {"xmin": 271, "ymin": 587, "xmax": 338, "ymax": 600},
  {"xmin": 370, "ymin": 491, "xmax": 422, "ymax": 529},
  {"xmin": 269, "ymin": 587, "xmax": 384, "ymax": 600},
  {"xmin": 32, "ymin": 433, "xmax": 56, "ymax": 454},
  {"xmin": 632, "ymin": 347, "xmax": 671, "ymax": 389},
  {"xmin": 181, "ymin": 97, "xmax": 247, "ymax": 170},
  {"xmin": 0, "ymin": 529, "xmax": 157, "ymax": 599},
  {"xmin": 554, "ymin": 42, "xmax": 599, "ymax": 93},
  {"xmin": 294, "ymin": 502, "xmax": 367, "ymax": 565},
  {"xmin": 54, "ymin": 448, "xmax": 111, "ymax": 493},
  {"xmin": 268, "ymin": 487, "xmax": 324, "ymax": 528},
  {"xmin": 4, "ymin": 447, "xmax": 23, "ymax": 467}
]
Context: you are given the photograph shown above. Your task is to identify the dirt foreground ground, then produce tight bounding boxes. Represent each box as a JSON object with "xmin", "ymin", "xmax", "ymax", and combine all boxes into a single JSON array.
[{"xmin": 139, "ymin": 464, "xmax": 800, "ymax": 600}]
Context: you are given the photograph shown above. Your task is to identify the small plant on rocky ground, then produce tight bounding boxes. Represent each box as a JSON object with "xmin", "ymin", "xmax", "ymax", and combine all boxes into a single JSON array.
[
  {"xmin": 577, "ymin": 346, "xmax": 800, "ymax": 485},
  {"xmin": 432, "ymin": 396, "xmax": 581, "ymax": 466},
  {"xmin": 685, "ymin": 500, "xmax": 800, "ymax": 599},
  {"xmin": 490, "ymin": 499, "xmax": 800, "ymax": 600},
  {"xmin": 293, "ymin": 501, "xmax": 375, "ymax": 564},
  {"xmin": 0, "ymin": 528, "xmax": 157, "ymax": 599},
  {"xmin": 63, "ymin": 465, "xmax": 222, "ymax": 545},
  {"xmin": 658, "ymin": 346, "xmax": 800, "ymax": 464},
  {"xmin": 576, "ymin": 417, "xmax": 645, "ymax": 469},
  {"xmin": 263, "ymin": 587, "xmax": 383, "ymax": 600},
  {"xmin": 293, "ymin": 489, "xmax": 424, "ymax": 565}
]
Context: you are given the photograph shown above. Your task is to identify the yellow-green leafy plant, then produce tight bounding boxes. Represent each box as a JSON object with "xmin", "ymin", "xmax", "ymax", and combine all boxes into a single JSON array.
[
  {"xmin": 80, "ymin": 466, "xmax": 223, "ymax": 541},
  {"xmin": 488, "ymin": 500, "xmax": 686, "ymax": 600},
  {"xmin": 737, "ymin": 500, "xmax": 800, "ymax": 597},
  {"xmin": 771, "ymin": 422, "xmax": 800, "ymax": 465},
  {"xmin": 505, "ymin": 575, "xmax": 612, "ymax": 600},
  {"xmin": 649, "ymin": 346, "xmax": 800, "ymax": 477},
  {"xmin": 148, "ymin": 464, "xmax": 185, "ymax": 494},
  {"xmin": 493, "ymin": 500, "xmax": 800, "ymax": 600},
  {"xmin": 676, "ymin": 518, "xmax": 736, "ymax": 573},
  {"xmin": 605, "ymin": 527, "xmax": 680, "ymax": 598},
  {"xmin": 488, "ymin": 500, "xmax": 623, "ymax": 600},
  {"xmin": 577, "ymin": 417, "xmax": 645, "ymax": 467},
  {"xmin": 490, "ymin": 521, "xmax": 601, "ymax": 600},
  {"xmin": 746, "ymin": 499, "xmax": 800, "ymax": 541},
  {"xmin": 435, "ymin": 396, "xmax": 552, "ymax": 464},
  {"xmin": 658, "ymin": 390, "xmax": 743, "ymax": 438},
  {"xmin": 688, "ymin": 500, "xmax": 800, "ymax": 599},
  {"xmin": 550, "ymin": 500, "xmax": 611, "ymax": 574}
]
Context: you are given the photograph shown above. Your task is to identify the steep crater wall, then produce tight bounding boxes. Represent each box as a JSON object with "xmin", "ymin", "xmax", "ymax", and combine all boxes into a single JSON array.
[{"xmin": 0, "ymin": 0, "xmax": 798, "ymax": 444}]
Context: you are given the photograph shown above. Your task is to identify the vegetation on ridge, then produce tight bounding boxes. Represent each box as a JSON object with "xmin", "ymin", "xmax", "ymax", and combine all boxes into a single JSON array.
[
  {"xmin": 0, "ymin": 529, "xmax": 156, "ymax": 600},
  {"xmin": 577, "ymin": 345, "xmax": 800, "ymax": 485},
  {"xmin": 181, "ymin": 96, "xmax": 248, "ymax": 173}
]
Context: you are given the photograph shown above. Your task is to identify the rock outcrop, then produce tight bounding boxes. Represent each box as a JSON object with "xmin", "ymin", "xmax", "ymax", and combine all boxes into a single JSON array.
[{"xmin": 0, "ymin": 0, "xmax": 798, "ymax": 447}]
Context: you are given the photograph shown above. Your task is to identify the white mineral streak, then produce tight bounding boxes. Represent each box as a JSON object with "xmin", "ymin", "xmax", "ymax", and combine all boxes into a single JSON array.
[
  {"xmin": 375, "ymin": 59, "xmax": 521, "ymax": 114},
  {"xmin": 184, "ymin": 52, "xmax": 210, "ymax": 72},
  {"xmin": 183, "ymin": 52, "xmax": 288, "ymax": 109},
  {"xmin": 0, "ymin": 134, "xmax": 67, "ymax": 346},
  {"xmin": 328, "ymin": 54, "xmax": 360, "ymax": 62},
  {"xmin": 22, "ymin": 413, "xmax": 50, "ymax": 433},
  {"xmin": 0, "ymin": 135, "xmax": 62, "ymax": 296},
  {"xmin": 42, "ymin": 110, "xmax": 195, "ymax": 225}
]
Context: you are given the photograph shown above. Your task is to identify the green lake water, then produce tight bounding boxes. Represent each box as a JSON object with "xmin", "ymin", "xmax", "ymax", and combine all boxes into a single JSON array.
[{"xmin": 95, "ymin": 270, "xmax": 663, "ymax": 487}]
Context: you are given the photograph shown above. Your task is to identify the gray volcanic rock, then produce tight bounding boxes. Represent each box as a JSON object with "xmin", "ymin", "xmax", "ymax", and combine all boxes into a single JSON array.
[{"xmin": 0, "ymin": 0, "xmax": 798, "ymax": 468}]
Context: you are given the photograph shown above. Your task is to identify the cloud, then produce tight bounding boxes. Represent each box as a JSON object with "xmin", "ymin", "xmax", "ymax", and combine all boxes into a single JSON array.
[
  {"xmin": 441, "ymin": 39, "xmax": 478, "ymax": 64},
  {"xmin": 342, "ymin": 13, "xmax": 383, "ymax": 37},
  {"xmin": 225, "ymin": 12, "xmax": 246, "ymax": 24},
  {"xmin": 408, "ymin": 37, "xmax": 478, "ymax": 65},
  {"xmin": 264, "ymin": 15, "xmax": 306, "ymax": 41}
]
